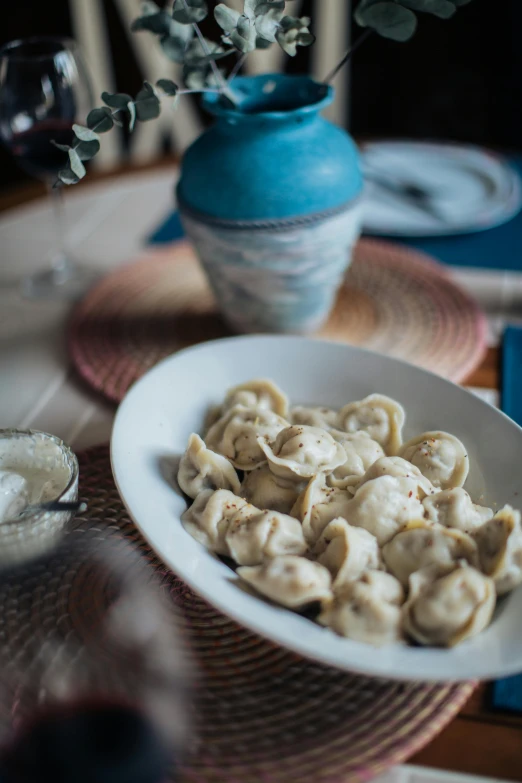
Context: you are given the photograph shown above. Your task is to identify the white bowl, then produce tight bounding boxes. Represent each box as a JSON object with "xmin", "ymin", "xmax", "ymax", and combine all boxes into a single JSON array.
[{"xmin": 111, "ymin": 335, "xmax": 522, "ymax": 682}]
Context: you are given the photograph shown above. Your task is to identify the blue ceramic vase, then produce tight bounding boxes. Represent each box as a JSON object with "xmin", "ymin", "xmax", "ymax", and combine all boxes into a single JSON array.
[{"xmin": 177, "ymin": 73, "xmax": 363, "ymax": 334}]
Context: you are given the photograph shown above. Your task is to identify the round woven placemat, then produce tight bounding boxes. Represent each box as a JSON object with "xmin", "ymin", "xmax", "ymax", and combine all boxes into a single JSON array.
[
  {"xmin": 69, "ymin": 239, "xmax": 486, "ymax": 404},
  {"xmin": 0, "ymin": 444, "xmax": 473, "ymax": 783}
]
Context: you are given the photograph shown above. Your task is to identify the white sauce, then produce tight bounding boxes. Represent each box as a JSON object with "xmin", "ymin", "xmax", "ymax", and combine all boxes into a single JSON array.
[{"xmin": 0, "ymin": 433, "xmax": 72, "ymax": 522}]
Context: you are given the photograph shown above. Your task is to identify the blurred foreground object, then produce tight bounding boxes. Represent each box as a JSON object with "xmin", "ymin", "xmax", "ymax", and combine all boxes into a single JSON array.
[{"xmin": 0, "ymin": 534, "xmax": 191, "ymax": 782}]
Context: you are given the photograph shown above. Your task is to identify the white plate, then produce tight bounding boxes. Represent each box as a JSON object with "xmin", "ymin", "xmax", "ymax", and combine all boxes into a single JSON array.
[
  {"xmin": 361, "ymin": 140, "xmax": 522, "ymax": 237},
  {"xmin": 111, "ymin": 336, "xmax": 522, "ymax": 682}
]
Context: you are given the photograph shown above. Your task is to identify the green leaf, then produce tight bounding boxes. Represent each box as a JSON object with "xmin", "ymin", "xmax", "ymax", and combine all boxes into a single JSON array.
[
  {"xmin": 131, "ymin": 9, "xmax": 173, "ymax": 35},
  {"xmin": 184, "ymin": 63, "xmax": 225, "ymax": 90},
  {"xmin": 72, "ymin": 124, "xmax": 99, "ymax": 142},
  {"xmin": 102, "ymin": 91, "xmax": 133, "ymax": 109},
  {"xmin": 255, "ymin": 7, "xmax": 284, "ymax": 42},
  {"xmin": 172, "ymin": 0, "xmax": 208, "ymax": 24},
  {"xmin": 58, "ymin": 168, "xmax": 80, "ymax": 185},
  {"xmin": 245, "ymin": 0, "xmax": 285, "ymax": 18},
  {"xmin": 215, "ymin": 4, "xmax": 241, "ymax": 32},
  {"xmin": 68, "ymin": 148, "xmax": 86, "ymax": 179},
  {"xmin": 135, "ymin": 82, "xmax": 161, "ymax": 121},
  {"xmin": 86, "ymin": 107, "xmax": 114, "ymax": 133},
  {"xmin": 160, "ymin": 35, "xmax": 187, "ymax": 62},
  {"xmin": 399, "ymin": 0, "xmax": 456, "ymax": 18},
  {"xmin": 355, "ymin": 1, "xmax": 417, "ymax": 41},
  {"xmin": 127, "ymin": 101, "xmax": 136, "ymax": 131},
  {"xmin": 184, "ymin": 37, "xmax": 232, "ymax": 64},
  {"xmin": 50, "ymin": 141, "xmax": 71, "ymax": 152},
  {"xmin": 75, "ymin": 139, "xmax": 101, "ymax": 161},
  {"xmin": 156, "ymin": 78, "xmax": 179, "ymax": 96},
  {"xmin": 276, "ymin": 16, "xmax": 315, "ymax": 56}
]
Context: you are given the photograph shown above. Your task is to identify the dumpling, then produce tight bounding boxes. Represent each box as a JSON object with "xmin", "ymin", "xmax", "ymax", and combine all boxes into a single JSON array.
[
  {"xmin": 474, "ymin": 505, "xmax": 522, "ymax": 595},
  {"xmin": 289, "ymin": 406, "xmax": 339, "ymax": 430},
  {"xmin": 344, "ymin": 475, "xmax": 426, "ymax": 546},
  {"xmin": 319, "ymin": 571, "xmax": 405, "ymax": 646},
  {"xmin": 399, "ymin": 431, "xmax": 469, "ymax": 490},
  {"xmin": 177, "ymin": 433, "xmax": 241, "ymax": 499},
  {"xmin": 205, "ymin": 404, "xmax": 288, "ymax": 471},
  {"xmin": 225, "ymin": 506, "xmax": 307, "ymax": 566},
  {"xmin": 181, "ymin": 489, "xmax": 247, "ymax": 554},
  {"xmin": 239, "ymin": 463, "xmax": 302, "ymax": 514},
  {"xmin": 353, "ymin": 456, "xmax": 435, "ymax": 497},
  {"xmin": 337, "ymin": 394, "xmax": 405, "ymax": 455},
  {"xmin": 403, "ymin": 563, "xmax": 495, "ymax": 647},
  {"xmin": 258, "ymin": 425, "xmax": 346, "ymax": 482},
  {"xmin": 291, "ymin": 473, "xmax": 352, "ymax": 545},
  {"xmin": 423, "ymin": 488, "xmax": 492, "ymax": 533},
  {"xmin": 314, "ymin": 518, "xmax": 381, "ymax": 588},
  {"xmin": 382, "ymin": 520, "xmax": 479, "ymax": 587},
  {"xmin": 326, "ymin": 433, "xmax": 385, "ymax": 490},
  {"xmin": 222, "ymin": 379, "xmax": 289, "ymax": 418},
  {"xmin": 237, "ymin": 555, "xmax": 332, "ymax": 609}
]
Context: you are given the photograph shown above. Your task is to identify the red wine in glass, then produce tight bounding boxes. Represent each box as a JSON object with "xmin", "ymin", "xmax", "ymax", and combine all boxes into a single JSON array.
[
  {"xmin": 0, "ymin": 37, "xmax": 95, "ymax": 298},
  {"xmin": 7, "ymin": 120, "xmax": 75, "ymax": 180}
]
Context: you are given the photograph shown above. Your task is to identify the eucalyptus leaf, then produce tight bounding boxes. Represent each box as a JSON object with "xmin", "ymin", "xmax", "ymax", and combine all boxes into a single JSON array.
[
  {"xmin": 399, "ymin": 0, "xmax": 456, "ymax": 18},
  {"xmin": 72, "ymin": 124, "xmax": 99, "ymax": 142},
  {"xmin": 355, "ymin": 1, "xmax": 417, "ymax": 41},
  {"xmin": 184, "ymin": 37, "xmax": 232, "ymax": 64},
  {"xmin": 160, "ymin": 34, "xmax": 188, "ymax": 62},
  {"xmin": 128, "ymin": 101, "xmax": 137, "ymax": 131},
  {"xmin": 131, "ymin": 9, "xmax": 173, "ymax": 35},
  {"xmin": 50, "ymin": 141, "xmax": 71, "ymax": 152},
  {"xmin": 214, "ymin": 4, "xmax": 241, "ymax": 32},
  {"xmin": 245, "ymin": 0, "xmax": 285, "ymax": 18},
  {"xmin": 184, "ymin": 62, "xmax": 224, "ymax": 90},
  {"xmin": 276, "ymin": 16, "xmax": 314, "ymax": 56},
  {"xmin": 58, "ymin": 168, "xmax": 80, "ymax": 185},
  {"xmin": 172, "ymin": 0, "xmax": 208, "ymax": 24},
  {"xmin": 156, "ymin": 78, "xmax": 179, "ymax": 95},
  {"xmin": 255, "ymin": 7, "xmax": 284, "ymax": 43},
  {"xmin": 75, "ymin": 139, "xmax": 101, "ymax": 161},
  {"xmin": 102, "ymin": 91, "xmax": 133, "ymax": 109},
  {"xmin": 86, "ymin": 107, "xmax": 114, "ymax": 133},
  {"xmin": 68, "ymin": 148, "xmax": 86, "ymax": 179},
  {"xmin": 135, "ymin": 82, "xmax": 161, "ymax": 121}
]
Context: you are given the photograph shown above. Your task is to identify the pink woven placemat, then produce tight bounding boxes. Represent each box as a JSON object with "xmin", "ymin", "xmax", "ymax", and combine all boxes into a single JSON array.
[
  {"xmin": 15, "ymin": 444, "xmax": 471, "ymax": 783},
  {"xmin": 69, "ymin": 239, "xmax": 487, "ymax": 404}
]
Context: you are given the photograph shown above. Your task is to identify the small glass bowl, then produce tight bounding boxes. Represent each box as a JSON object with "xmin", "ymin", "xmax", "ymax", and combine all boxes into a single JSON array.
[{"xmin": 0, "ymin": 429, "xmax": 79, "ymax": 567}]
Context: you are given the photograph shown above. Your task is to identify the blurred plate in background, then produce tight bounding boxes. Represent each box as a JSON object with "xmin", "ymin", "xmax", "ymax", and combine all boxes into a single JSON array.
[{"xmin": 361, "ymin": 140, "xmax": 522, "ymax": 237}]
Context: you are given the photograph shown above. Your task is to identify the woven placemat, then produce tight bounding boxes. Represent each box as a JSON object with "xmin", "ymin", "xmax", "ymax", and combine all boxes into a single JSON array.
[
  {"xmin": 69, "ymin": 239, "xmax": 486, "ymax": 404},
  {"xmin": 0, "ymin": 444, "xmax": 473, "ymax": 783}
]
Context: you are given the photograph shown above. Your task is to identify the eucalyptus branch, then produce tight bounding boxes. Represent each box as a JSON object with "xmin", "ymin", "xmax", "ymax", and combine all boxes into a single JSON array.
[
  {"xmin": 228, "ymin": 53, "xmax": 248, "ymax": 84},
  {"xmin": 323, "ymin": 28, "xmax": 373, "ymax": 84},
  {"xmin": 181, "ymin": 0, "xmax": 229, "ymax": 93}
]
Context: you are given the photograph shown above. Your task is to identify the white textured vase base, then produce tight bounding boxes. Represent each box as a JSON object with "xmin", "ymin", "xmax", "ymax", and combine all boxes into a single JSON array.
[{"xmin": 180, "ymin": 201, "xmax": 363, "ymax": 335}]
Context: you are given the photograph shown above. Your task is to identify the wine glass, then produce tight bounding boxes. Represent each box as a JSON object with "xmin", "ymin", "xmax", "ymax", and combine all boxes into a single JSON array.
[{"xmin": 0, "ymin": 37, "xmax": 96, "ymax": 299}]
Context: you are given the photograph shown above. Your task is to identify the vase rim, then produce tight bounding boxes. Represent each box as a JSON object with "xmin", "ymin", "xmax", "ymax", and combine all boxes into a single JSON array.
[{"xmin": 201, "ymin": 74, "xmax": 333, "ymax": 122}]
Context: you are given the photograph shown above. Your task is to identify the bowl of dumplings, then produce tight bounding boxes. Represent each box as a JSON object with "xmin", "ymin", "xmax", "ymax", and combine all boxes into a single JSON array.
[{"xmin": 112, "ymin": 335, "xmax": 522, "ymax": 682}]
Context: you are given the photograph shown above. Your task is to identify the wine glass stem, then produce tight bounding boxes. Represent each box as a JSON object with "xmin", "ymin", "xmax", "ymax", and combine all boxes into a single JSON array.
[{"xmin": 47, "ymin": 184, "xmax": 70, "ymax": 276}]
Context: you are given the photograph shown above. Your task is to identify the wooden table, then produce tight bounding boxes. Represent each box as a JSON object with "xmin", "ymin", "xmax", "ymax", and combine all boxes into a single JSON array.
[{"xmin": 0, "ymin": 166, "xmax": 520, "ymax": 783}]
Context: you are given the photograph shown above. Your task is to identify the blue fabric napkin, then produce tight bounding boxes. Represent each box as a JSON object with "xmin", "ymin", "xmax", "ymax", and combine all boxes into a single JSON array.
[{"xmin": 491, "ymin": 326, "xmax": 522, "ymax": 712}]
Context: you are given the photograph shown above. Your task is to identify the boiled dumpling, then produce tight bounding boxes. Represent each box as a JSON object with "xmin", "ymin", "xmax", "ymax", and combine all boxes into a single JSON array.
[
  {"xmin": 403, "ymin": 563, "xmax": 495, "ymax": 647},
  {"xmin": 222, "ymin": 379, "xmax": 289, "ymax": 418},
  {"xmin": 177, "ymin": 433, "xmax": 241, "ymax": 499},
  {"xmin": 181, "ymin": 489, "xmax": 247, "ymax": 554},
  {"xmin": 338, "ymin": 394, "xmax": 405, "ymax": 455},
  {"xmin": 423, "ymin": 488, "xmax": 492, "ymax": 533},
  {"xmin": 240, "ymin": 463, "xmax": 302, "ymax": 514},
  {"xmin": 258, "ymin": 425, "xmax": 345, "ymax": 482},
  {"xmin": 205, "ymin": 404, "xmax": 288, "ymax": 471},
  {"xmin": 237, "ymin": 555, "xmax": 332, "ymax": 608},
  {"xmin": 399, "ymin": 431, "xmax": 469, "ymax": 490},
  {"xmin": 326, "ymin": 432, "xmax": 385, "ymax": 490},
  {"xmin": 344, "ymin": 475, "xmax": 426, "ymax": 546},
  {"xmin": 291, "ymin": 473, "xmax": 352, "ymax": 545},
  {"xmin": 353, "ymin": 456, "xmax": 435, "ymax": 497},
  {"xmin": 314, "ymin": 517, "xmax": 381, "ymax": 588},
  {"xmin": 225, "ymin": 506, "xmax": 307, "ymax": 566},
  {"xmin": 319, "ymin": 571, "xmax": 405, "ymax": 646},
  {"xmin": 289, "ymin": 405, "xmax": 339, "ymax": 430},
  {"xmin": 474, "ymin": 505, "xmax": 522, "ymax": 595},
  {"xmin": 382, "ymin": 520, "xmax": 479, "ymax": 587}
]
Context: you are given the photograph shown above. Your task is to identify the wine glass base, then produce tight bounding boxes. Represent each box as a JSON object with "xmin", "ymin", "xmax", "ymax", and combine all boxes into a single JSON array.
[{"xmin": 21, "ymin": 263, "xmax": 98, "ymax": 301}]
